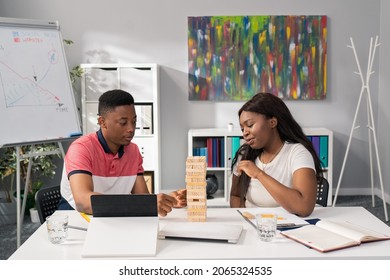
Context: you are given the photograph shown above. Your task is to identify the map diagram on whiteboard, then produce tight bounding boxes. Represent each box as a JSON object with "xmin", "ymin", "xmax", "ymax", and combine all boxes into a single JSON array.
[
  {"xmin": 1, "ymin": 30, "xmax": 66, "ymax": 107},
  {"xmin": 0, "ymin": 20, "xmax": 81, "ymax": 147}
]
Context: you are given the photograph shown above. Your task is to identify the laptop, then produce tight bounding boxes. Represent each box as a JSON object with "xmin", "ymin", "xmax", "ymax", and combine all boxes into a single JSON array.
[
  {"xmin": 158, "ymin": 222, "xmax": 243, "ymax": 244},
  {"xmin": 81, "ymin": 194, "xmax": 159, "ymax": 258}
]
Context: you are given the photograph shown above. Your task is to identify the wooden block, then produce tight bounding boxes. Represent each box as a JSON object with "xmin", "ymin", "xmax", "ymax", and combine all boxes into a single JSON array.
[
  {"xmin": 187, "ymin": 207, "xmax": 206, "ymax": 211},
  {"xmin": 187, "ymin": 193, "xmax": 206, "ymax": 199},
  {"xmin": 188, "ymin": 199, "xmax": 206, "ymax": 203},
  {"xmin": 186, "ymin": 175, "xmax": 206, "ymax": 179},
  {"xmin": 186, "ymin": 185, "xmax": 207, "ymax": 190},
  {"xmin": 186, "ymin": 189, "xmax": 206, "ymax": 195},
  {"xmin": 187, "ymin": 211, "xmax": 207, "ymax": 222},
  {"xmin": 186, "ymin": 163, "xmax": 207, "ymax": 168},
  {"xmin": 187, "ymin": 196, "xmax": 206, "ymax": 200},
  {"xmin": 188, "ymin": 217, "xmax": 207, "ymax": 222},
  {"xmin": 186, "ymin": 156, "xmax": 207, "ymax": 162},
  {"xmin": 187, "ymin": 194, "xmax": 206, "ymax": 200},
  {"xmin": 187, "ymin": 213, "xmax": 206, "ymax": 219},
  {"xmin": 186, "ymin": 189, "xmax": 207, "ymax": 196},
  {"xmin": 185, "ymin": 179, "xmax": 207, "ymax": 184},
  {"xmin": 187, "ymin": 201, "xmax": 206, "ymax": 205}
]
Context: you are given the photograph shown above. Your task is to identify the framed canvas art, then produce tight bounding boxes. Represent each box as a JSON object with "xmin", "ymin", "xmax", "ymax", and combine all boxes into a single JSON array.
[{"xmin": 188, "ymin": 15, "xmax": 327, "ymax": 101}]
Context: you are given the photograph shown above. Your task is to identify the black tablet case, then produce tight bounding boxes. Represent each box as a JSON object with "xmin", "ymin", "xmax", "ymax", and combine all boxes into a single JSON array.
[{"xmin": 91, "ymin": 194, "xmax": 157, "ymax": 217}]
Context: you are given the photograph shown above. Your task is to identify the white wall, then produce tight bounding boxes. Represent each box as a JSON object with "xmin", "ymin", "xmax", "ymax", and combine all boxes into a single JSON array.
[{"xmin": 1, "ymin": 0, "xmax": 388, "ymax": 200}]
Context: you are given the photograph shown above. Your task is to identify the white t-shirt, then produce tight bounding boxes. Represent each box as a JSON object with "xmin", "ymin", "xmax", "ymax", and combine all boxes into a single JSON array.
[{"xmin": 233, "ymin": 142, "xmax": 315, "ymax": 207}]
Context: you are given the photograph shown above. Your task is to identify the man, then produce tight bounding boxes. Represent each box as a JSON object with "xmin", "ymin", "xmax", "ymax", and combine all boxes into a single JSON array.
[{"xmin": 58, "ymin": 89, "xmax": 186, "ymax": 216}]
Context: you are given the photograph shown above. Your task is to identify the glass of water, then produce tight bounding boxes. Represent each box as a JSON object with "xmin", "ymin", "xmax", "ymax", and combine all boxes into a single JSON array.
[
  {"xmin": 256, "ymin": 213, "xmax": 277, "ymax": 242},
  {"xmin": 46, "ymin": 214, "xmax": 68, "ymax": 244}
]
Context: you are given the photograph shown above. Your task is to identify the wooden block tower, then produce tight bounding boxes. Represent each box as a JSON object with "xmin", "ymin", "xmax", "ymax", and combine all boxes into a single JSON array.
[{"xmin": 186, "ymin": 156, "xmax": 207, "ymax": 222}]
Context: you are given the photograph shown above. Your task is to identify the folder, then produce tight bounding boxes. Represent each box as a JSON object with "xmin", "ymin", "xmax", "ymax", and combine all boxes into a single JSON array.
[
  {"xmin": 319, "ymin": 136, "xmax": 329, "ymax": 168},
  {"xmin": 231, "ymin": 137, "xmax": 241, "ymax": 159}
]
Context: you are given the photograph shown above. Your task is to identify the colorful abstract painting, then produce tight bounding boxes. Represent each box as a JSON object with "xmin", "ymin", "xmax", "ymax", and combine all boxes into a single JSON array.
[{"xmin": 188, "ymin": 15, "xmax": 327, "ymax": 101}]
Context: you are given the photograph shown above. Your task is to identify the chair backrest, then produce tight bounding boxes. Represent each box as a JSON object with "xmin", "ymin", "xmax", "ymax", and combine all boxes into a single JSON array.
[
  {"xmin": 35, "ymin": 185, "xmax": 61, "ymax": 224},
  {"xmin": 316, "ymin": 177, "xmax": 329, "ymax": 207}
]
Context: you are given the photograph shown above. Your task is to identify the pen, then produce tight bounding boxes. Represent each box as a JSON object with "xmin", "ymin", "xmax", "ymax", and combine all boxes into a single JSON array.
[
  {"xmin": 80, "ymin": 212, "xmax": 91, "ymax": 223},
  {"xmin": 277, "ymin": 223, "xmax": 308, "ymax": 231},
  {"xmin": 68, "ymin": 225, "xmax": 87, "ymax": 231},
  {"xmin": 278, "ymin": 223, "xmax": 296, "ymax": 228},
  {"xmin": 237, "ymin": 209, "xmax": 257, "ymax": 229}
]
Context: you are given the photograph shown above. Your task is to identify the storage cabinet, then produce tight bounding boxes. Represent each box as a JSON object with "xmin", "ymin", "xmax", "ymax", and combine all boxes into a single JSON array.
[
  {"xmin": 188, "ymin": 128, "xmax": 333, "ymax": 206},
  {"xmin": 81, "ymin": 63, "xmax": 160, "ymax": 193}
]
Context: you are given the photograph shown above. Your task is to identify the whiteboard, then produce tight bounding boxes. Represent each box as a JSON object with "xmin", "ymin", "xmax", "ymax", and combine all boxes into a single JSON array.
[{"xmin": 0, "ymin": 17, "xmax": 81, "ymax": 147}]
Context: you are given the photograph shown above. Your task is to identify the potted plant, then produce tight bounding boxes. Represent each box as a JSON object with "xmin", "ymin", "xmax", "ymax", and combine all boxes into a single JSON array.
[
  {"xmin": 63, "ymin": 39, "xmax": 84, "ymax": 87},
  {"xmin": 0, "ymin": 148, "xmax": 16, "ymax": 200},
  {"xmin": 0, "ymin": 144, "xmax": 60, "ymax": 223},
  {"xmin": 0, "ymin": 147, "xmax": 17, "ymax": 225},
  {"xmin": 22, "ymin": 144, "xmax": 60, "ymax": 222}
]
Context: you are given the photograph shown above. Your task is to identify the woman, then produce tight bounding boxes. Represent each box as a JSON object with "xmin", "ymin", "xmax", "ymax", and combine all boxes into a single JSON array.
[{"xmin": 230, "ymin": 92, "xmax": 323, "ymax": 217}]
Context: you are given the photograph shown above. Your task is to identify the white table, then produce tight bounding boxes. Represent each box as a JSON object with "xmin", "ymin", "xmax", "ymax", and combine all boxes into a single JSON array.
[{"xmin": 9, "ymin": 207, "xmax": 390, "ymax": 260}]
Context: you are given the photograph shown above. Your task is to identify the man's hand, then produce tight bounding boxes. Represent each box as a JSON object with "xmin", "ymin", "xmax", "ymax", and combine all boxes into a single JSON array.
[
  {"xmin": 156, "ymin": 193, "xmax": 176, "ymax": 217},
  {"xmin": 156, "ymin": 189, "xmax": 187, "ymax": 216},
  {"xmin": 170, "ymin": 188, "xmax": 187, "ymax": 208}
]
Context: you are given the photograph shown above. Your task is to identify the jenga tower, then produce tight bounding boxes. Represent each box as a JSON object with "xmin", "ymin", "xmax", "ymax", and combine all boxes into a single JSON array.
[{"xmin": 186, "ymin": 156, "xmax": 207, "ymax": 222}]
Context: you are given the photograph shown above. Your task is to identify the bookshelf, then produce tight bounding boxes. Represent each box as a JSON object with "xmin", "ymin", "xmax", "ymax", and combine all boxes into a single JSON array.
[
  {"xmin": 80, "ymin": 63, "xmax": 160, "ymax": 194},
  {"xmin": 188, "ymin": 128, "xmax": 333, "ymax": 206}
]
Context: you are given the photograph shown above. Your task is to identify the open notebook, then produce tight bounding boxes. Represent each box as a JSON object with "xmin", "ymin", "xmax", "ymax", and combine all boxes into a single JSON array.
[
  {"xmin": 281, "ymin": 219, "xmax": 390, "ymax": 252},
  {"xmin": 81, "ymin": 194, "xmax": 158, "ymax": 258}
]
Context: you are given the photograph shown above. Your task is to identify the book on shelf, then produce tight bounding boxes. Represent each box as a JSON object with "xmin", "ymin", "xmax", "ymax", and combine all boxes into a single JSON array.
[
  {"xmin": 213, "ymin": 137, "xmax": 218, "ymax": 167},
  {"xmin": 207, "ymin": 138, "xmax": 213, "ymax": 167},
  {"xmin": 196, "ymin": 137, "xmax": 225, "ymax": 168},
  {"xmin": 280, "ymin": 219, "xmax": 390, "ymax": 253},
  {"xmin": 192, "ymin": 147, "xmax": 207, "ymax": 157},
  {"xmin": 231, "ymin": 137, "xmax": 241, "ymax": 161},
  {"xmin": 306, "ymin": 135, "xmax": 329, "ymax": 168},
  {"xmin": 219, "ymin": 137, "xmax": 224, "ymax": 167},
  {"xmin": 226, "ymin": 136, "xmax": 244, "ymax": 168}
]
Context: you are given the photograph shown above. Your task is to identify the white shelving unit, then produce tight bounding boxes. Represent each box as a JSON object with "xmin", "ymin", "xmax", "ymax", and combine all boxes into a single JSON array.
[
  {"xmin": 188, "ymin": 127, "xmax": 333, "ymax": 206},
  {"xmin": 81, "ymin": 63, "xmax": 160, "ymax": 193}
]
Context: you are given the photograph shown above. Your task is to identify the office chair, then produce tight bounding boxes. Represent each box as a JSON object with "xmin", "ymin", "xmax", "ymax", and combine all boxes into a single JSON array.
[
  {"xmin": 316, "ymin": 177, "xmax": 329, "ymax": 207},
  {"xmin": 35, "ymin": 185, "xmax": 61, "ymax": 224}
]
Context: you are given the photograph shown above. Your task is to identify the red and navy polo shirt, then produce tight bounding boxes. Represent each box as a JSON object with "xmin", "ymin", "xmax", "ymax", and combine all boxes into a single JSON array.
[{"xmin": 60, "ymin": 129, "xmax": 144, "ymax": 209}]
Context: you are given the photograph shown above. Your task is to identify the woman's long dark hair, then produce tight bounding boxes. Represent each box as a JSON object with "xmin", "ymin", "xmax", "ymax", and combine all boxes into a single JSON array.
[{"xmin": 231, "ymin": 92, "xmax": 323, "ymax": 205}]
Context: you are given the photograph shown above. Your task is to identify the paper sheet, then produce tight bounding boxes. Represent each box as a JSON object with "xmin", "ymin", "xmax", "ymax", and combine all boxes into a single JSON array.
[{"xmin": 240, "ymin": 207, "xmax": 309, "ymax": 228}]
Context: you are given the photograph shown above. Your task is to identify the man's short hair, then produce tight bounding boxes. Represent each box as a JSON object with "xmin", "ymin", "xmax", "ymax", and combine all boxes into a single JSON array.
[{"xmin": 98, "ymin": 89, "xmax": 135, "ymax": 116}]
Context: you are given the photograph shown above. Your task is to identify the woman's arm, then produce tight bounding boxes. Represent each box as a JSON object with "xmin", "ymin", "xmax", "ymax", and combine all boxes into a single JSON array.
[
  {"xmin": 236, "ymin": 160, "xmax": 317, "ymax": 217},
  {"xmin": 257, "ymin": 167, "xmax": 317, "ymax": 217}
]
